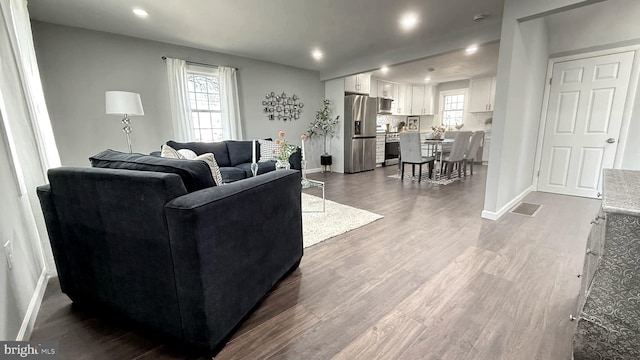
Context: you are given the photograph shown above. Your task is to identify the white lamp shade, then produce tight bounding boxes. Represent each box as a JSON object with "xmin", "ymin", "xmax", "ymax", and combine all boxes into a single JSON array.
[{"xmin": 105, "ymin": 91, "xmax": 144, "ymax": 116}]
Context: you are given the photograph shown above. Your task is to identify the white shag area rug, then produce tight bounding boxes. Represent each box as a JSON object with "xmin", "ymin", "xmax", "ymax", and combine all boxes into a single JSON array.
[{"xmin": 302, "ymin": 193, "xmax": 383, "ymax": 248}]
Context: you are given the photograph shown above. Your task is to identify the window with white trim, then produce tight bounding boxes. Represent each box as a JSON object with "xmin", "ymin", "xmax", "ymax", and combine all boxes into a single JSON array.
[
  {"xmin": 442, "ymin": 94, "xmax": 465, "ymax": 128},
  {"xmin": 186, "ymin": 67, "xmax": 222, "ymax": 142}
]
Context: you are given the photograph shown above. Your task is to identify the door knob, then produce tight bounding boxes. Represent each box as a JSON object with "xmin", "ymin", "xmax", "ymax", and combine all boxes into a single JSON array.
[{"xmin": 607, "ymin": 138, "xmax": 616, "ymax": 144}]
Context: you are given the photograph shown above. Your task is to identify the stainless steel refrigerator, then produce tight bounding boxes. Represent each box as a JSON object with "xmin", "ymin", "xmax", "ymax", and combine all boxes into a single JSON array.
[{"xmin": 344, "ymin": 95, "xmax": 377, "ymax": 173}]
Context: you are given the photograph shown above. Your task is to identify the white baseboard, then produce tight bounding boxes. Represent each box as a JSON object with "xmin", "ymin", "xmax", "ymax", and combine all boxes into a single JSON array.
[
  {"xmin": 304, "ymin": 167, "xmax": 323, "ymax": 174},
  {"xmin": 481, "ymin": 185, "xmax": 533, "ymax": 221},
  {"xmin": 16, "ymin": 269, "xmax": 49, "ymax": 340}
]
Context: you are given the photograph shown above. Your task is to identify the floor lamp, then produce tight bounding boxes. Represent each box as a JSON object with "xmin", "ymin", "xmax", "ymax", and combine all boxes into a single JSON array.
[{"xmin": 105, "ymin": 91, "xmax": 144, "ymax": 153}]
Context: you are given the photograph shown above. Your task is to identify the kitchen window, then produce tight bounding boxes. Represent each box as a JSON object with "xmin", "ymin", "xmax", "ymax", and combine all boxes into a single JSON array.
[
  {"xmin": 442, "ymin": 93, "xmax": 465, "ymax": 128},
  {"xmin": 186, "ymin": 67, "xmax": 223, "ymax": 142}
]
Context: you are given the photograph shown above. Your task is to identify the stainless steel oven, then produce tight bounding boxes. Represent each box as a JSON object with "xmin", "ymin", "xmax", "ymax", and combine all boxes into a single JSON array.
[{"xmin": 384, "ymin": 133, "xmax": 400, "ymax": 166}]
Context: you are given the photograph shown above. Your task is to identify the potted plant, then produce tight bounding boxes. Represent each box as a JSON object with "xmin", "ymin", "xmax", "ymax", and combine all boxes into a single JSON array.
[
  {"xmin": 307, "ymin": 99, "xmax": 340, "ymax": 165},
  {"xmin": 485, "ymin": 117, "xmax": 493, "ymax": 131}
]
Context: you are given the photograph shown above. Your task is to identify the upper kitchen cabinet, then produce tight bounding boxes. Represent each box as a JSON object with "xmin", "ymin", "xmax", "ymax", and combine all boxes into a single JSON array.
[
  {"xmin": 377, "ymin": 80, "xmax": 394, "ymax": 99},
  {"xmin": 345, "ymin": 73, "xmax": 371, "ymax": 95},
  {"xmin": 370, "ymin": 79, "xmax": 378, "ymax": 98},
  {"xmin": 411, "ymin": 85, "xmax": 435, "ymax": 115},
  {"xmin": 469, "ymin": 76, "xmax": 496, "ymax": 112},
  {"xmin": 393, "ymin": 84, "xmax": 412, "ymax": 115}
]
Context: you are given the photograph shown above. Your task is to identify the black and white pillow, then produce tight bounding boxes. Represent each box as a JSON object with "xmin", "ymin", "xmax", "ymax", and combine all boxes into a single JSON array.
[
  {"xmin": 160, "ymin": 144, "xmax": 184, "ymax": 159},
  {"xmin": 258, "ymin": 139, "xmax": 279, "ymax": 162},
  {"xmin": 194, "ymin": 153, "xmax": 224, "ymax": 186},
  {"xmin": 162, "ymin": 145, "xmax": 222, "ymax": 186}
]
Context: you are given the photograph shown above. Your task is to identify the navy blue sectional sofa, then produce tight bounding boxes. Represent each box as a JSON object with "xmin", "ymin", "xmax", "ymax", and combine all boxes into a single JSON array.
[
  {"xmin": 36, "ymin": 158, "xmax": 303, "ymax": 353},
  {"xmin": 165, "ymin": 140, "xmax": 302, "ymax": 183}
]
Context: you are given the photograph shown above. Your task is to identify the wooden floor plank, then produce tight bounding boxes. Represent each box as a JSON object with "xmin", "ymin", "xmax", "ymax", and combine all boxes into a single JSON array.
[
  {"xmin": 215, "ymin": 304, "xmax": 320, "ymax": 359},
  {"xmin": 331, "ymin": 310, "xmax": 426, "ymax": 360}
]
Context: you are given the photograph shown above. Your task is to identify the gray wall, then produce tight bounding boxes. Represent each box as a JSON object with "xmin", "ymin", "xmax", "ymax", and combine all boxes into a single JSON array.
[
  {"xmin": 546, "ymin": 0, "xmax": 640, "ymax": 56},
  {"xmin": 32, "ymin": 21, "xmax": 325, "ymax": 168},
  {"xmin": 483, "ymin": 1, "xmax": 553, "ymax": 218}
]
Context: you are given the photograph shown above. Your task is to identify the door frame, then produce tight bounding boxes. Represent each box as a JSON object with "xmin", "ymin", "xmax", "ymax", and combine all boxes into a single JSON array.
[{"xmin": 533, "ymin": 45, "xmax": 640, "ymax": 192}]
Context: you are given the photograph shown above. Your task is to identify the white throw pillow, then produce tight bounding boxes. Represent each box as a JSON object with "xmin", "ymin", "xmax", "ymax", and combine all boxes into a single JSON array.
[
  {"xmin": 194, "ymin": 153, "xmax": 224, "ymax": 186},
  {"xmin": 258, "ymin": 139, "xmax": 279, "ymax": 162},
  {"xmin": 177, "ymin": 148, "xmax": 197, "ymax": 160},
  {"xmin": 161, "ymin": 144, "xmax": 184, "ymax": 159}
]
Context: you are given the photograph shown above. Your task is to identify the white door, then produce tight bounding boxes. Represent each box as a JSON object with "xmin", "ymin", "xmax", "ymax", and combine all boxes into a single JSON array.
[{"xmin": 538, "ymin": 51, "xmax": 634, "ymax": 198}]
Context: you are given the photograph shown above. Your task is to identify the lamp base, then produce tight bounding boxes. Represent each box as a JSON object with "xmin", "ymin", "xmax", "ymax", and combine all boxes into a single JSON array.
[{"xmin": 122, "ymin": 115, "xmax": 133, "ymax": 153}]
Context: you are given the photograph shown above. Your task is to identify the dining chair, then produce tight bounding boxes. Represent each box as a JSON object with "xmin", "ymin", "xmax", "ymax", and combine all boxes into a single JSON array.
[
  {"xmin": 440, "ymin": 131, "xmax": 472, "ymax": 179},
  {"xmin": 440, "ymin": 131, "xmax": 457, "ymax": 156},
  {"xmin": 464, "ymin": 131, "xmax": 484, "ymax": 176},
  {"xmin": 399, "ymin": 132, "xmax": 435, "ymax": 182}
]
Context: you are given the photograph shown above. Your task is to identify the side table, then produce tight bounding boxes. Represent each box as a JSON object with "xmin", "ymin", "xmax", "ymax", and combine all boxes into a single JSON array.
[{"xmin": 321, "ymin": 155, "xmax": 332, "ymax": 173}]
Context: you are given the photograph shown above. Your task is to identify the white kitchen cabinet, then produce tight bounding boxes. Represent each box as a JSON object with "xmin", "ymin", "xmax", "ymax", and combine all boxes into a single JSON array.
[
  {"xmin": 377, "ymin": 80, "xmax": 394, "ymax": 99},
  {"xmin": 469, "ymin": 76, "xmax": 496, "ymax": 112},
  {"xmin": 369, "ymin": 79, "xmax": 378, "ymax": 98},
  {"xmin": 345, "ymin": 73, "xmax": 371, "ymax": 95},
  {"xmin": 411, "ymin": 85, "xmax": 435, "ymax": 115},
  {"xmin": 393, "ymin": 84, "xmax": 412, "ymax": 115}
]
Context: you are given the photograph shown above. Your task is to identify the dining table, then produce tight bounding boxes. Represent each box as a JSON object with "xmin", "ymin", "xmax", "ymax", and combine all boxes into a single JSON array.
[{"xmin": 423, "ymin": 138, "xmax": 455, "ymax": 180}]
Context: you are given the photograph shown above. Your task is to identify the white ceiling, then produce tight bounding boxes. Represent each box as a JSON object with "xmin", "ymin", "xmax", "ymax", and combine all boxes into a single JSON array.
[
  {"xmin": 27, "ymin": 0, "xmax": 504, "ymax": 80},
  {"xmin": 372, "ymin": 41, "xmax": 500, "ymax": 84}
]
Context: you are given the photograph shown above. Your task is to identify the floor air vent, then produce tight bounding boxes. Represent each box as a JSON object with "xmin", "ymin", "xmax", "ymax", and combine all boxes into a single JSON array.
[{"xmin": 510, "ymin": 202, "xmax": 542, "ymax": 217}]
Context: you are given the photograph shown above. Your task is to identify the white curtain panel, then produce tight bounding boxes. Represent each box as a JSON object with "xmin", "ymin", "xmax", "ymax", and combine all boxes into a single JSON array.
[
  {"xmin": 1, "ymin": 0, "xmax": 60, "ymax": 274},
  {"xmin": 6, "ymin": 0, "xmax": 61, "ymax": 171},
  {"xmin": 219, "ymin": 66, "xmax": 243, "ymax": 140},
  {"xmin": 165, "ymin": 57, "xmax": 195, "ymax": 141}
]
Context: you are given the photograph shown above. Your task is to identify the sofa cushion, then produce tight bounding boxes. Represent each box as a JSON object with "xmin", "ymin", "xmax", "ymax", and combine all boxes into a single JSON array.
[
  {"xmin": 90, "ymin": 149, "xmax": 215, "ymax": 192},
  {"xmin": 289, "ymin": 147, "xmax": 302, "ymax": 170},
  {"xmin": 219, "ymin": 167, "xmax": 246, "ymax": 183},
  {"xmin": 225, "ymin": 140, "xmax": 255, "ymax": 166},
  {"xmin": 236, "ymin": 161, "xmax": 276, "ymax": 177},
  {"xmin": 166, "ymin": 140, "xmax": 231, "ymax": 167}
]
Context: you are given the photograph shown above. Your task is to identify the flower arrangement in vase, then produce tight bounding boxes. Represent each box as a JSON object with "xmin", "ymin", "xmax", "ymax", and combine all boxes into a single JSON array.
[
  {"xmin": 273, "ymin": 131, "xmax": 296, "ymax": 170},
  {"xmin": 431, "ymin": 125, "xmax": 446, "ymax": 139}
]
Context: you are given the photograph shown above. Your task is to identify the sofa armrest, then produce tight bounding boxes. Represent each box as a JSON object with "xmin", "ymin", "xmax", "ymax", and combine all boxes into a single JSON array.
[{"xmin": 164, "ymin": 170, "xmax": 303, "ymax": 349}]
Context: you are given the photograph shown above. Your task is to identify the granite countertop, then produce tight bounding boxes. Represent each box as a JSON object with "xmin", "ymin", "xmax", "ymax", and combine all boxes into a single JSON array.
[{"xmin": 603, "ymin": 169, "xmax": 640, "ymax": 216}]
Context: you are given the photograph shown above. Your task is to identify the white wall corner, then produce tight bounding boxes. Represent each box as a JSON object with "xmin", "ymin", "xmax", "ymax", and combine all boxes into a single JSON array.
[
  {"xmin": 16, "ymin": 270, "xmax": 49, "ymax": 341},
  {"xmin": 481, "ymin": 185, "xmax": 533, "ymax": 221}
]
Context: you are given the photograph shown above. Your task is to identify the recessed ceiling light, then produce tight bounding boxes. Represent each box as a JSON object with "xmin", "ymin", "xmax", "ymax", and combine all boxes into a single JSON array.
[
  {"xmin": 381, "ymin": 66, "xmax": 389, "ymax": 73},
  {"xmin": 465, "ymin": 45, "xmax": 478, "ymax": 54},
  {"xmin": 311, "ymin": 50, "xmax": 323, "ymax": 61},
  {"xmin": 399, "ymin": 13, "xmax": 418, "ymax": 31},
  {"xmin": 424, "ymin": 77, "xmax": 431, "ymax": 82},
  {"xmin": 133, "ymin": 8, "xmax": 149, "ymax": 17}
]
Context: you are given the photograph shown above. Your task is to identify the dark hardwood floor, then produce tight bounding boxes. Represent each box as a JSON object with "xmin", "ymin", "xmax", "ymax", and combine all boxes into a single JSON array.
[{"xmin": 30, "ymin": 165, "xmax": 601, "ymax": 359}]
